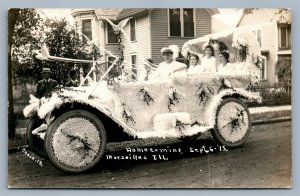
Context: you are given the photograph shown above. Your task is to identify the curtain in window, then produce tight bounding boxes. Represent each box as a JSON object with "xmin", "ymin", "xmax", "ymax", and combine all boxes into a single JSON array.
[{"xmin": 169, "ymin": 9, "xmax": 181, "ymax": 36}]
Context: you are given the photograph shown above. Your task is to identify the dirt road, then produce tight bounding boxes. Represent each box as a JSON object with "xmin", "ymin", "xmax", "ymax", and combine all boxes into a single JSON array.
[{"xmin": 8, "ymin": 122, "xmax": 291, "ymax": 188}]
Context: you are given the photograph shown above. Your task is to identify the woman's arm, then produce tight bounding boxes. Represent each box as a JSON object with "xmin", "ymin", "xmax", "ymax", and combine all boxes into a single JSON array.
[{"xmin": 171, "ymin": 63, "xmax": 188, "ymax": 74}]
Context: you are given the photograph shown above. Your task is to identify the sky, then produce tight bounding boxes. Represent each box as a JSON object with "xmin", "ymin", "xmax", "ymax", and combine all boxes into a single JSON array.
[
  {"xmin": 39, "ymin": 8, "xmax": 244, "ymax": 27},
  {"xmin": 214, "ymin": 8, "xmax": 244, "ymax": 27}
]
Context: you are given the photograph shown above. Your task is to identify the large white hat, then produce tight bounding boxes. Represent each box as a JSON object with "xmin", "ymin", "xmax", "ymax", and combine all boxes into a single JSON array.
[{"xmin": 160, "ymin": 45, "xmax": 180, "ymax": 60}]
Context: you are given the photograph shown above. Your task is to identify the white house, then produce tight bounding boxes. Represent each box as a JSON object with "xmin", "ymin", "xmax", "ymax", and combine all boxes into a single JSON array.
[
  {"xmin": 235, "ymin": 9, "xmax": 292, "ymax": 84},
  {"xmin": 71, "ymin": 8, "xmax": 219, "ymax": 79}
]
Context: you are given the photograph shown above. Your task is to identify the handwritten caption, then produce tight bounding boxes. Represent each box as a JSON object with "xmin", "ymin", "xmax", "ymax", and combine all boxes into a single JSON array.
[
  {"xmin": 22, "ymin": 148, "xmax": 43, "ymax": 167},
  {"xmin": 106, "ymin": 145, "xmax": 228, "ymax": 161}
]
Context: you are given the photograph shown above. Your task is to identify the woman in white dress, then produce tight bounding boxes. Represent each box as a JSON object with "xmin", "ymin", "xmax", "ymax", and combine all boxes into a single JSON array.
[
  {"xmin": 217, "ymin": 51, "xmax": 230, "ymax": 72},
  {"xmin": 187, "ymin": 53, "xmax": 201, "ymax": 74},
  {"xmin": 152, "ymin": 45, "xmax": 187, "ymax": 79},
  {"xmin": 200, "ymin": 45, "xmax": 217, "ymax": 73}
]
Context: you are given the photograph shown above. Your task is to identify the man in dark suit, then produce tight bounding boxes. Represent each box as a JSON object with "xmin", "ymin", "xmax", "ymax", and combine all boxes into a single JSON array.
[
  {"xmin": 65, "ymin": 69, "xmax": 79, "ymax": 87},
  {"xmin": 36, "ymin": 68, "xmax": 58, "ymax": 98}
]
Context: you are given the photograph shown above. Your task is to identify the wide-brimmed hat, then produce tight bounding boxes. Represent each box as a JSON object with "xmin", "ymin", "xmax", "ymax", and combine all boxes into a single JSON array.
[
  {"xmin": 160, "ymin": 47, "xmax": 173, "ymax": 55},
  {"xmin": 160, "ymin": 45, "xmax": 180, "ymax": 60},
  {"xmin": 41, "ymin": 68, "xmax": 51, "ymax": 73}
]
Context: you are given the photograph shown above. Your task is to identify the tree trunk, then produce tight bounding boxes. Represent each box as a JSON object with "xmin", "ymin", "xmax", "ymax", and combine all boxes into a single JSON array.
[{"xmin": 8, "ymin": 9, "xmax": 20, "ymax": 148}]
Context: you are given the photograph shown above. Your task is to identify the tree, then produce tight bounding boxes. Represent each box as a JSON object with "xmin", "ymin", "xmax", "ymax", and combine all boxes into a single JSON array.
[
  {"xmin": 276, "ymin": 58, "xmax": 292, "ymax": 96},
  {"xmin": 11, "ymin": 9, "xmax": 44, "ymax": 84},
  {"xmin": 9, "ymin": 9, "xmax": 44, "ymax": 147},
  {"xmin": 33, "ymin": 18, "xmax": 91, "ymax": 84},
  {"xmin": 8, "ymin": 9, "xmax": 20, "ymax": 148}
]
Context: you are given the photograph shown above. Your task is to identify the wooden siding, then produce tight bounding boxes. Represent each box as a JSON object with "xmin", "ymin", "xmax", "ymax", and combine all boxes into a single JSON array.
[
  {"xmin": 150, "ymin": 9, "xmax": 212, "ymax": 64},
  {"xmin": 261, "ymin": 23, "xmax": 278, "ymax": 84},
  {"xmin": 120, "ymin": 15, "xmax": 151, "ymax": 77}
]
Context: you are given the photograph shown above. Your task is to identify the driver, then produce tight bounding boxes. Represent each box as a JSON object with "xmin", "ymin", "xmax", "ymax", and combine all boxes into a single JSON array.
[{"xmin": 152, "ymin": 45, "xmax": 187, "ymax": 79}]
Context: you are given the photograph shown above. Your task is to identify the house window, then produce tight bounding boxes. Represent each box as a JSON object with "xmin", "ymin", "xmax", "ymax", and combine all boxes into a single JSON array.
[
  {"xmin": 252, "ymin": 29, "xmax": 262, "ymax": 46},
  {"xmin": 169, "ymin": 8, "xmax": 195, "ymax": 37},
  {"xmin": 131, "ymin": 54, "xmax": 137, "ymax": 79},
  {"xmin": 278, "ymin": 24, "xmax": 291, "ymax": 50},
  {"xmin": 107, "ymin": 22, "xmax": 118, "ymax": 44},
  {"xmin": 130, "ymin": 19, "xmax": 136, "ymax": 41},
  {"xmin": 183, "ymin": 9, "xmax": 194, "ymax": 37},
  {"xmin": 82, "ymin": 19, "xmax": 92, "ymax": 43}
]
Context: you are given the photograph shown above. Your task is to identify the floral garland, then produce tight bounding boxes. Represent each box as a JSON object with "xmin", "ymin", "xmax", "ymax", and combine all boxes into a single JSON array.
[
  {"xmin": 168, "ymin": 87, "xmax": 180, "ymax": 111},
  {"xmin": 121, "ymin": 103, "xmax": 136, "ymax": 124},
  {"xmin": 116, "ymin": 31, "xmax": 125, "ymax": 69},
  {"xmin": 138, "ymin": 87, "xmax": 154, "ymax": 105},
  {"xmin": 197, "ymin": 84, "xmax": 214, "ymax": 106}
]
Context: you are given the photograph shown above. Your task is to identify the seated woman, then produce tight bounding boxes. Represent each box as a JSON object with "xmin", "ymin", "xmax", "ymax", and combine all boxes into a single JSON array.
[
  {"xmin": 187, "ymin": 53, "xmax": 201, "ymax": 74},
  {"xmin": 151, "ymin": 45, "xmax": 187, "ymax": 79},
  {"xmin": 217, "ymin": 51, "xmax": 230, "ymax": 72},
  {"xmin": 200, "ymin": 45, "xmax": 217, "ymax": 73}
]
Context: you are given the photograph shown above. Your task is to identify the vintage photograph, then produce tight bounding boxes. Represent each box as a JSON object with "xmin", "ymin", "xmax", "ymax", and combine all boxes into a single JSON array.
[{"xmin": 8, "ymin": 8, "xmax": 292, "ymax": 188}]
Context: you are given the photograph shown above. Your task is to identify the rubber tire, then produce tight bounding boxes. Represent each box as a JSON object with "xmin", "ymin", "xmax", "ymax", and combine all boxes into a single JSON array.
[
  {"xmin": 44, "ymin": 110, "xmax": 107, "ymax": 173},
  {"xmin": 26, "ymin": 114, "xmax": 48, "ymax": 158},
  {"xmin": 211, "ymin": 98, "xmax": 251, "ymax": 148}
]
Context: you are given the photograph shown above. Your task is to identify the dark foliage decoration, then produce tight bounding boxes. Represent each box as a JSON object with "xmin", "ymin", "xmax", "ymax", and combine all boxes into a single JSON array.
[
  {"xmin": 175, "ymin": 120, "xmax": 208, "ymax": 134},
  {"xmin": 221, "ymin": 106, "xmax": 246, "ymax": 134},
  {"xmin": 139, "ymin": 87, "xmax": 154, "ymax": 105},
  {"xmin": 175, "ymin": 120, "xmax": 190, "ymax": 133},
  {"xmin": 197, "ymin": 84, "xmax": 214, "ymax": 105},
  {"xmin": 121, "ymin": 103, "xmax": 136, "ymax": 124},
  {"xmin": 168, "ymin": 87, "xmax": 180, "ymax": 112}
]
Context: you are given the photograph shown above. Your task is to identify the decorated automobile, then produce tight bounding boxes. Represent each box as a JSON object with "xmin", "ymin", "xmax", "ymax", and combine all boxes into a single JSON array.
[{"xmin": 23, "ymin": 21, "xmax": 262, "ymax": 173}]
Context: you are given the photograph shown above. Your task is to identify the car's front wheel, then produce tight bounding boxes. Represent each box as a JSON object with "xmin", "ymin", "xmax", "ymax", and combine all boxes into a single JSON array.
[{"xmin": 44, "ymin": 110, "xmax": 107, "ymax": 173}]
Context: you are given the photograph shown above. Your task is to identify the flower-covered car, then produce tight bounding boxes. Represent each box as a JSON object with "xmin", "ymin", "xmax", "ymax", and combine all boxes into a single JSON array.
[{"xmin": 24, "ymin": 28, "xmax": 262, "ymax": 173}]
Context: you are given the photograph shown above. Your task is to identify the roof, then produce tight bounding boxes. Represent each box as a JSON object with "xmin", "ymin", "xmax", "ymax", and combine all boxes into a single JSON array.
[
  {"xmin": 94, "ymin": 8, "xmax": 123, "ymax": 20},
  {"xmin": 236, "ymin": 8, "xmax": 291, "ymax": 27},
  {"xmin": 116, "ymin": 8, "xmax": 150, "ymax": 20},
  {"xmin": 206, "ymin": 8, "xmax": 219, "ymax": 15},
  {"xmin": 72, "ymin": 8, "xmax": 219, "ymax": 21}
]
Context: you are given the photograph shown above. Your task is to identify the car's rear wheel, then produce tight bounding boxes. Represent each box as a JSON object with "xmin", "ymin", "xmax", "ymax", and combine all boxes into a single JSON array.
[
  {"xmin": 45, "ymin": 110, "xmax": 107, "ymax": 173},
  {"xmin": 26, "ymin": 114, "xmax": 47, "ymax": 158},
  {"xmin": 211, "ymin": 98, "xmax": 251, "ymax": 147}
]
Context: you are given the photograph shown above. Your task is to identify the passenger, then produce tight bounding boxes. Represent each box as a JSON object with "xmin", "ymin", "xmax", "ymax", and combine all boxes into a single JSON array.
[
  {"xmin": 65, "ymin": 69, "xmax": 79, "ymax": 87},
  {"xmin": 200, "ymin": 45, "xmax": 217, "ymax": 73},
  {"xmin": 138, "ymin": 58, "xmax": 155, "ymax": 81},
  {"xmin": 187, "ymin": 53, "xmax": 201, "ymax": 74},
  {"xmin": 36, "ymin": 67, "xmax": 58, "ymax": 98},
  {"xmin": 153, "ymin": 45, "xmax": 187, "ymax": 79},
  {"xmin": 218, "ymin": 51, "xmax": 230, "ymax": 72}
]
